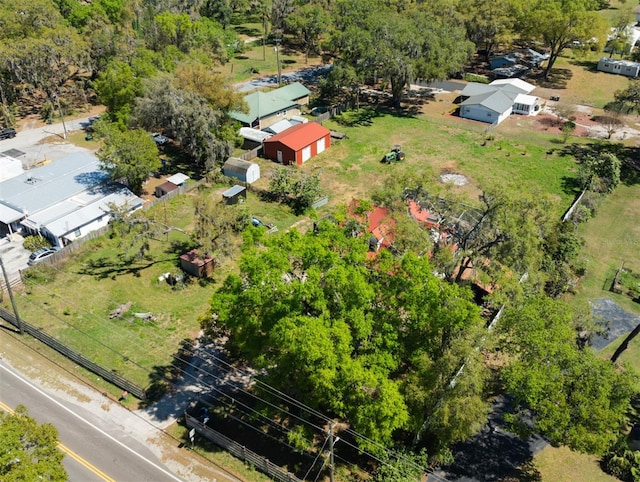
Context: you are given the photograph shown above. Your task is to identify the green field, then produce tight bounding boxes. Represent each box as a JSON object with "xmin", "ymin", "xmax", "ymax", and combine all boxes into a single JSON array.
[
  {"xmin": 310, "ymin": 109, "xmax": 579, "ymax": 213},
  {"xmin": 574, "ymin": 182, "xmax": 640, "ymax": 318}
]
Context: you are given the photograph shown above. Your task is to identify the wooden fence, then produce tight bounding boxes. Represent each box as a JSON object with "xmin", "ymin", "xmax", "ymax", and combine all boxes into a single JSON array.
[
  {"xmin": 185, "ymin": 411, "xmax": 304, "ymax": 482},
  {"xmin": 0, "ymin": 305, "xmax": 147, "ymax": 400},
  {"xmin": 313, "ymin": 101, "xmax": 353, "ymax": 124},
  {"xmin": 239, "ymin": 146, "xmax": 262, "ymax": 161}
]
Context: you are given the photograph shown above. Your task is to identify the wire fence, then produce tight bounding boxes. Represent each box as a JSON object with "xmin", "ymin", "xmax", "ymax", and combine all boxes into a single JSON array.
[{"xmin": 0, "ymin": 305, "xmax": 147, "ymax": 399}]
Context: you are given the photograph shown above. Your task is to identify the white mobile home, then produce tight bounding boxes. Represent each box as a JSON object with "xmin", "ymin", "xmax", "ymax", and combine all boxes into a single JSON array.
[{"xmin": 597, "ymin": 58, "xmax": 640, "ymax": 78}]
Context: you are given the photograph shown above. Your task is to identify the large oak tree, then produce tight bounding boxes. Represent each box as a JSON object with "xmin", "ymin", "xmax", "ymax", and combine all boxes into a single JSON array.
[
  {"xmin": 518, "ymin": 0, "xmax": 607, "ymax": 79},
  {"xmin": 203, "ymin": 221, "xmax": 489, "ymax": 454}
]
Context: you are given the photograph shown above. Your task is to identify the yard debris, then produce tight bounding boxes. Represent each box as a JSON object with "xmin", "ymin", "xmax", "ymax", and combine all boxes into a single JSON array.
[
  {"xmin": 109, "ymin": 302, "xmax": 132, "ymax": 319},
  {"xmin": 133, "ymin": 312, "xmax": 156, "ymax": 321}
]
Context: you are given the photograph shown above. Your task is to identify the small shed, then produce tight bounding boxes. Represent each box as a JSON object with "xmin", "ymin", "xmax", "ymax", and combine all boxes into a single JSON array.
[
  {"xmin": 223, "ymin": 157, "xmax": 261, "ymax": 184},
  {"xmin": 264, "ymin": 119, "xmax": 294, "ymax": 135},
  {"xmin": 166, "ymin": 173, "xmax": 189, "ymax": 186},
  {"xmin": 180, "ymin": 249, "xmax": 214, "ymax": 278},
  {"xmin": 155, "ymin": 181, "xmax": 179, "ymax": 197},
  {"xmin": 222, "ymin": 185, "xmax": 247, "ymax": 204}
]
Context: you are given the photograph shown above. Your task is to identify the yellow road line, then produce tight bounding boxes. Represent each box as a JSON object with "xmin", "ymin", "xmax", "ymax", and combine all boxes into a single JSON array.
[
  {"xmin": 57, "ymin": 442, "xmax": 116, "ymax": 481},
  {"xmin": 0, "ymin": 401, "xmax": 116, "ymax": 481}
]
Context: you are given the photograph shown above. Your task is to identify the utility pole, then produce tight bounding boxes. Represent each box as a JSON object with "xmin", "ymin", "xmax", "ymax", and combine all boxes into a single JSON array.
[
  {"xmin": 0, "ymin": 258, "xmax": 22, "ymax": 334},
  {"xmin": 53, "ymin": 93, "xmax": 68, "ymax": 139},
  {"xmin": 328, "ymin": 421, "xmax": 337, "ymax": 482},
  {"xmin": 274, "ymin": 32, "xmax": 282, "ymax": 85}
]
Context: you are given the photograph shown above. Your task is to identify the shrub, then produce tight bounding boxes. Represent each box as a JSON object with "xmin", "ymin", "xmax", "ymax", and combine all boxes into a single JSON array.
[
  {"xmin": 23, "ymin": 235, "xmax": 53, "ymax": 252},
  {"xmin": 464, "ymin": 73, "xmax": 489, "ymax": 84},
  {"xmin": 602, "ymin": 441, "xmax": 640, "ymax": 481}
]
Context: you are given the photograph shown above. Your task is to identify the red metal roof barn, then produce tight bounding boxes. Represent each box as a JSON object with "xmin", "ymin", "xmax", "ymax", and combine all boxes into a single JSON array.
[{"xmin": 263, "ymin": 122, "xmax": 331, "ymax": 166}]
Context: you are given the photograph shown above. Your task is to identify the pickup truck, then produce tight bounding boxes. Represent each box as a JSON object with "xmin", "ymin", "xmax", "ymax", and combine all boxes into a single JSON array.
[{"xmin": 0, "ymin": 128, "xmax": 16, "ymax": 140}]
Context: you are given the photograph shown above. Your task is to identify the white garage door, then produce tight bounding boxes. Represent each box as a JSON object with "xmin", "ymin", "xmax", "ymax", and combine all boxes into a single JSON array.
[
  {"xmin": 317, "ymin": 137, "xmax": 326, "ymax": 154},
  {"xmin": 301, "ymin": 145, "xmax": 311, "ymax": 162}
]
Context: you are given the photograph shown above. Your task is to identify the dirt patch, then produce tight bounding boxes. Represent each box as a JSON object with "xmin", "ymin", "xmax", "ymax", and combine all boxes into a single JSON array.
[
  {"xmin": 140, "ymin": 175, "xmax": 172, "ymax": 203},
  {"xmin": 16, "ymin": 105, "xmax": 106, "ymax": 132}
]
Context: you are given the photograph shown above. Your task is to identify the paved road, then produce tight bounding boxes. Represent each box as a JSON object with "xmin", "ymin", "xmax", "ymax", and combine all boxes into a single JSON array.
[
  {"xmin": 0, "ymin": 360, "xmax": 184, "ymax": 482},
  {"xmin": 0, "ymin": 115, "xmax": 94, "ymax": 167},
  {"xmin": 234, "ymin": 64, "xmax": 332, "ymax": 92}
]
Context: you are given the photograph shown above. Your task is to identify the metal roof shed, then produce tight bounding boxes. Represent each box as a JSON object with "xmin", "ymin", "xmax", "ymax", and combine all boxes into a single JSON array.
[
  {"xmin": 223, "ymin": 158, "xmax": 261, "ymax": 184},
  {"xmin": 165, "ymin": 173, "xmax": 189, "ymax": 185},
  {"xmin": 222, "ymin": 185, "xmax": 247, "ymax": 204}
]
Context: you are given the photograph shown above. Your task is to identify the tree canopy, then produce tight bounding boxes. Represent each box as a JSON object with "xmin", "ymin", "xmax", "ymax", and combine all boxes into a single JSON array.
[
  {"xmin": 203, "ymin": 221, "xmax": 489, "ymax": 454},
  {"xmin": 498, "ymin": 295, "xmax": 638, "ymax": 454},
  {"xmin": 325, "ymin": 0, "xmax": 474, "ymax": 107},
  {"xmin": 0, "ymin": 405, "xmax": 67, "ymax": 481},
  {"xmin": 95, "ymin": 120, "xmax": 161, "ymax": 194},
  {"xmin": 518, "ymin": 0, "xmax": 607, "ymax": 79},
  {"xmin": 132, "ymin": 75, "xmax": 233, "ymax": 173}
]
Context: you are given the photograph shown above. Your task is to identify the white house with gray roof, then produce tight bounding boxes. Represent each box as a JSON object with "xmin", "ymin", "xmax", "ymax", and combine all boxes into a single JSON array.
[
  {"xmin": 459, "ymin": 79, "xmax": 539, "ymax": 125},
  {"xmin": 0, "ymin": 152, "xmax": 142, "ymax": 246}
]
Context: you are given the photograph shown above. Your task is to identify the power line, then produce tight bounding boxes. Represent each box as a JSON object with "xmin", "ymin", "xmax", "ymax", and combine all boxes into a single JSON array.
[
  {"xmin": 303, "ymin": 434, "xmax": 329, "ymax": 480},
  {"xmin": 180, "ymin": 345, "xmax": 446, "ymax": 480},
  {"xmin": 21, "ymin": 271, "xmax": 446, "ymax": 480}
]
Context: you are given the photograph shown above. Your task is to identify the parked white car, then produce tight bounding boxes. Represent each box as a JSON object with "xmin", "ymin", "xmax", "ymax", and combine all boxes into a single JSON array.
[{"xmin": 27, "ymin": 247, "xmax": 59, "ymax": 266}]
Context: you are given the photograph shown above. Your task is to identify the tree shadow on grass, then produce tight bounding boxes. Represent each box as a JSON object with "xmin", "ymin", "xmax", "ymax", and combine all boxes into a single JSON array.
[
  {"xmin": 561, "ymin": 175, "xmax": 583, "ymax": 196},
  {"xmin": 334, "ymin": 106, "xmax": 383, "ymax": 127},
  {"xmin": 529, "ymin": 68, "xmax": 573, "ymax": 89},
  {"xmin": 139, "ymin": 338, "xmax": 194, "ymax": 411},
  {"xmin": 233, "ymin": 25, "xmax": 261, "ymax": 38},
  {"xmin": 76, "ymin": 253, "xmax": 173, "ymax": 279},
  {"xmin": 166, "ymin": 239, "xmax": 197, "ymax": 258},
  {"xmin": 558, "ymin": 142, "xmax": 640, "ymax": 186},
  {"xmin": 440, "ymin": 396, "xmax": 546, "ymax": 482},
  {"xmin": 568, "ymin": 59, "xmax": 599, "ymax": 73}
]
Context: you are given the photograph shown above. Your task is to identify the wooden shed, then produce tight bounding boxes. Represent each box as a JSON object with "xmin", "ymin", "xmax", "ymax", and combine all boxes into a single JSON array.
[
  {"xmin": 263, "ymin": 122, "xmax": 331, "ymax": 166},
  {"xmin": 155, "ymin": 181, "xmax": 179, "ymax": 197},
  {"xmin": 222, "ymin": 185, "xmax": 247, "ymax": 205},
  {"xmin": 179, "ymin": 249, "xmax": 214, "ymax": 278},
  {"xmin": 223, "ymin": 157, "xmax": 261, "ymax": 184}
]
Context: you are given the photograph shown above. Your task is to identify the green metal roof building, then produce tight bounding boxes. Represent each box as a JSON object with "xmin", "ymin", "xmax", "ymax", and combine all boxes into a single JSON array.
[{"xmin": 230, "ymin": 82, "xmax": 311, "ymax": 129}]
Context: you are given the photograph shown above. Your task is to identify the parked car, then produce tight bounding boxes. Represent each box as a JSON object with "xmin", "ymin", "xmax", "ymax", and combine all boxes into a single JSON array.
[
  {"xmin": 28, "ymin": 247, "xmax": 59, "ymax": 266},
  {"xmin": 151, "ymin": 133, "xmax": 168, "ymax": 145},
  {"xmin": 0, "ymin": 128, "xmax": 16, "ymax": 140}
]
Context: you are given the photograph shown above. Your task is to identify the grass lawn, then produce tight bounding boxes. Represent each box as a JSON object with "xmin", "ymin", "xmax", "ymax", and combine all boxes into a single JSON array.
[
  {"xmin": 309, "ymin": 108, "xmax": 579, "ymax": 213},
  {"xmin": 572, "ymin": 182, "xmax": 640, "ymax": 318},
  {"xmin": 598, "ymin": 335, "xmax": 640, "ymax": 373},
  {"xmin": 9, "ymin": 185, "xmax": 302, "ymax": 389},
  {"xmin": 535, "ymin": 445, "xmax": 618, "ymax": 482},
  {"xmin": 224, "ymin": 19, "xmax": 324, "ymax": 84},
  {"xmin": 544, "ymin": 54, "xmax": 632, "ymax": 109}
]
